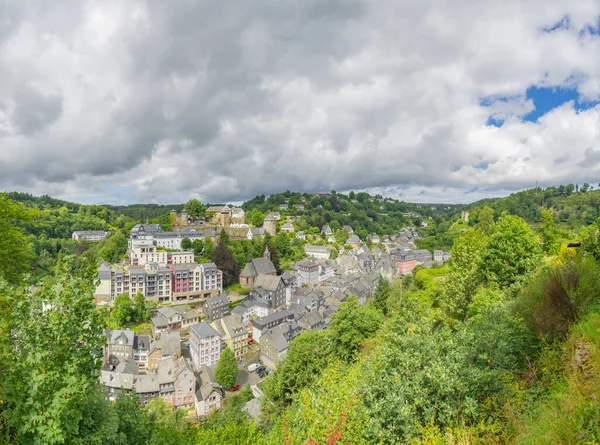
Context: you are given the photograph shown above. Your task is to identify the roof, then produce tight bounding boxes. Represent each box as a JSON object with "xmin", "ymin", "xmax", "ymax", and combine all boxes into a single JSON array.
[
  {"xmin": 191, "ymin": 322, "xmax": 220, "ymax": 338},
  {"xmin": 254, "ymin": 274, "xmax": 281, "ymax": 292},
  {"xmin": 240, "ymin": 257, "xmax": 276, "ymax": 278},
  {"xmin": 196, "ymin": 365, "xmax": 222, "ymax": 401},
  {"xmin": 133, "ymin": 335, "xmax": 150, "ymax": 350},
  {"xmin": 306, "ymin": 245, "xmax": 330, "ymax": 253},
  {"xmin": 252, "ymin": 310, "xmax": 293, "ymax": 330},
  {"xmin": 109, "ymin": 330, "xmax": 134, "ymax": 346},
  {"xmin": 156, "ymin": 331, "xmax": 181, "ymax": 356}
]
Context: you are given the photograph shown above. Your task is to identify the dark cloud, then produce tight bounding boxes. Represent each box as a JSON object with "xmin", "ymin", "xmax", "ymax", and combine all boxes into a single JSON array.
[{"xmin": 0, "ymin": 1, "xmax": 600, "ymax": 204}]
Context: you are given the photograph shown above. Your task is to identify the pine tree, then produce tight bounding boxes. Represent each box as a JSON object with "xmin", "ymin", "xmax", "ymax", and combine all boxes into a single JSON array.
[
  {"xmin": 215, "ymin": 347, "xmax": 238, "ymax": 389},
  {"xmin": 372, "ymin": 275, "xmax": 391, "ymax": 315}
]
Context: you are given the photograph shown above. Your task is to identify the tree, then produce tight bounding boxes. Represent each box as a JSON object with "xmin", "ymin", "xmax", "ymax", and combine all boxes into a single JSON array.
[
  {"xmin": 477, "ymin": 206, "xmax": 495, "ymax": 235},
  {"xmin": 184, "ymin": 199, "xmax": 205, "ymax": 218},
  {"xmin": 112, "ymin": 293, "xmax": 134, "ymax": 327},
  {"xmin": 263, "ymin": 331, "xmax": 333, "ymax": 405},
  {"xmin": 329, "ymin": 296, "xmax": 383, "ymax": 361},
  {"xmin": 180, "ymin": 237, "xmax": 192, "ymax": 250},
  {"xmin": 372, "ymin": 275, "xmax": 392, "ymax": 315},
  {"xmin": 266, "ymin": 244, "xmax": 281, "ymax": 274},
  {"xmin": 219, "ymin": 229, "xmax": 230, "ymax": 245},
  {"xmin": 203, "ymin": 238, "xmax": 215, "ymax": 258},
  {"xmin": 134, "ymin": 292, "xmax": 148, "ymax": 322},
  {"xmin": 215, "ymin": 347, "xmax": 238, "ymax": 389},
  {"xmin": 0, "ymin": 194, "xmax": 34, "ymax": 284},
  {"xmin": 441, "ymin": 229, "xmax": 488, "ymax": 320},
  {"xmin": 113, "ymin": 391, "xmax": 151, "ymax": 445},
  {"xmin": 211, "ymin": 242, "xmax": 240, "ymax": 287},
  {"xmin": 479, "ymin": 214, "xmax": 542, "ymax": 288},
  {"xmin": 250, "ymin": 211, "xmax": 264, "ymax": 227},
  {"xmin": 192, "ymin": 238, "xmax": 205, "ymax": 255},
  {"xmin": 538, "ymin": 208, "xmax": 561, "ymax": 255},
  {"xmin": 581, "ymin": 182, "xmax": 590, "ymax": 193},
  {"xmin": 98, "ymin": 232, "xmax": 127, "ymax": 263},
  {"xmin": 1, "ymin": 265, "xmax": 106, "ymax": 444}
]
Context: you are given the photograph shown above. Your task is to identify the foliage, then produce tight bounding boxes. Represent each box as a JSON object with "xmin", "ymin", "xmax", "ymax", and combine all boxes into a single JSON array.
[
  {"xmin": 219, "ymin": 229, "xmax": 230, "ymax": 245},
  {"xmin": 98, "ymin": 232, "xmax": 128, "ymax": 263},
  {"xmin": 1, "ymin": 265, "xmax": 106, "ymax": 444},
  {"xmin": 184, "ymin": 199, "xmax": 205, "ymax": 218},
  {"xmin": 180, "ymin": 237, "xmax": 192, "ymax": 250},
  {"xmin": 329, "ymin": 296, "xmax": 383, "ymax": 361},
  {"xmin": 112, "ymin": 293, "xmax": 135, "ymax": 327},
  {"xmin": 211, "ymin": 242, "xmax": 240, "ymax": 287},
  {"xmin": 0, "ymin": 194, "xmax": 34, "ymax": 284},
  {"xmin": 479, "ymin": 214, "xmax": 542, "ymax": 289},
  {"xmin": 440, "ymin": 229, "xmax": 487, "ymax": 319},
  {"xmin": 262, "ymin": 331, "xmax": 333, "ymax": 405},
  {"xmin": 372, "ymin": 275, "xmax": 392, "ymax": 315},
  {"xmin": 215, "ymin": 347, "xmax": 238, "ymax": 389},
  {"xmin": 538, "ymin": 208, "xmax": 562, "ymax": 255},
  {"xmin": 477, "ymin": 205, "xmax": 495, "ymax": 235}
]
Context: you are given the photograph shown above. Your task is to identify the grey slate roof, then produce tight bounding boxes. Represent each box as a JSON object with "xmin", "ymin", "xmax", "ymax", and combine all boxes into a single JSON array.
[
  {"xmin": 110, "ymin": 330, "xmax": 134, "ymax": 346},
  {"xmin": 240, "ymin": 257, "xmax": 276, "ymax": 278},
  {"xmin": 191, "ymin": 322, "xmax": 220, "ymax": 338}
]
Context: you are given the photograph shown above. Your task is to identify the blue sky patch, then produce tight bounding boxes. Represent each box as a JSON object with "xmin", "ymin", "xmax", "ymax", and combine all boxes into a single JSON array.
[
  {"xmin": 543, "ymin": 15, "xmax": 570, "ymax": 33},
  {"xmin": 481, "ymin": 85, "xmax": 599, "ymax": 127}
]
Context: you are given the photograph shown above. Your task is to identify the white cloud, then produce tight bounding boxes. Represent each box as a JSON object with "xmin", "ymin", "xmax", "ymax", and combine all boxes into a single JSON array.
[{"xmin": 0, "ymin": 0, "xmax": 599, "ymax": 204}]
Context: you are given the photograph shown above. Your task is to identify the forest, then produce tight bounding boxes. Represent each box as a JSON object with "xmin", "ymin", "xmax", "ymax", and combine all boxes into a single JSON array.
[{"xmin": 1, "ymin": 187, "xmax": 600, "ymax": 443}]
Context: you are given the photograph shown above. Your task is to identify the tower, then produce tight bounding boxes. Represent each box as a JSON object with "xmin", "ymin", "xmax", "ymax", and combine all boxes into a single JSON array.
[{"xmin": 263, "ymin": 215, "xmax": 277, "ymax": 236}]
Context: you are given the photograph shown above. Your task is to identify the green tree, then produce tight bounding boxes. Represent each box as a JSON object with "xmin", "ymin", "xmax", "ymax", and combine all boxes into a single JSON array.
[
  {"xmin": 538, "ymin": 208, "xmax": 561, "ymax": 255},
  {"xmin": 372, "ymin": 275, "xmax": 392, "ymax": 315},
  {"xmin": 211, "ymin": 242, "xmax": 240, "ymax": 287},
  {"xmin": 98, "ymin": 232, "xmax": 127, "ymax": 263},
  {"xmin": 180, "ymin": 237, "xmax": 192, "ymax": 250},
  {"xmin": 134, "ymin": 292, "xmax": 148, "ymax": 322},
  {"xmin": 0, "ymin": 194, "xmax": 34, "ymax": 284},
  {"xmin": 192, "ymin": 238, "xmax": 205, "ymax": 255},
  {"xmin": 219, "ymin": 229, "xmax": 230, "ymax": 245},
  {"xmin": 441, "ymin": 229, "xmax": 487, "ymax": 320},
  {"xmin": 113, "ymin": 391, "xmax": 151, "ymax": 445},
  {"xmin": 2, "ymin": 266, "xmax": 106, "ymax": 444},
  {"xmin": 203, "ymin": 238, "xmax": 215, "ymax": 258},
  {"xmin": 479, "ymin": 214, "xmax": 542, "ymax": 288},
  {"xmin": 477, "ymin": 205, "xmax": 495, "ymax": 235},
  {"xmin": 250, "ymin": 211, "xmax": 265, "ymax": 227},
  {"xmin": 184, "ymin": 199, "xmax": 205, "ymax": 218},
  {"xmin": 263, "ymin": 330, "xmax": 333, "ymax": 405},
  {"xmin": 112, "ymin": 293, "xmax": 134, "ymax": 327},
  {"xmin": 330, "ymin": 296, "xmax": 383, "ymax": 361},
  {"xmin": 215, "ymin": 347, "xmax": 238, "ymax": 389}
]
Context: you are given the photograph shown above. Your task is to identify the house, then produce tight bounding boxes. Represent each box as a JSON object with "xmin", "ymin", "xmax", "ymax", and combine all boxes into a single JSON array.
[
  {"xmin": 342, "ymin": 225, "xmax": 354, "ymax": 234},
  {"xmin": 392, "ymin": 250, "xmax": 417, "ymax": 275},
  {"xmin": 321, "ymin": 225, "xmax": 333, "ymax": 236},
  {"xmin": 212, "ymin": 315, "xmax": 248, "ymax": 362},
  {"xmin": 297, "ymin": 311, "xmax": 326, "ymax": 332},
  {"xmin": 190, "ymin": 322, "xmax": 221, "ymax": 370},
  {"xmin": 72, "ymin": 230, "xmax": 108, "ymax": 241},
  {"xmin": 413, "ymin": 249, "xmax": 433, "ymax": 265},
  {"xmin": 202, "ymin": 293, "xmax": 231, "ymax": 321},
  {"xmin": 259, "ymin": 324, "xmax": 290, "ymax": 369},
  {"xmin": 247, "ymin": 227, "xmax": 266, "ymax": 240},
  {"xmin": 101, "ymin": 356, "xmax": 195, "ymax": 409},
  {"xmin": 251, "ymin": 310, "xmax": 294, "ymax": 343},
  {"xmin": 434, "ymin": 250, "xmax": 451, "ymax": 264},
  {"xmin": 296, "ymin": 231, "xmax": 306, "ymax": 240},
  {"xmin": 195, "ymin": 365, "xmax": 224, "ymax": 416},
  {"xmin": 147, "ymin": 330, "xmax": 181, "ymax": 371},
  {"xmin": 267, "ymin": 212, "xmax": 281, "ymax": 220},
  {"xmin": 294, "ymin": 204, "xmax": 305, "ymax": 211},
  {"xmin": 305, "ymin": 245, "xmax": 331, "ymax": 259},
  {"xmin": 253, "ymin": 274, "xmax": 288, "ymax": 310},
  {"xmin": 239, "ymin": 249, "xmax": 277, "ymax": 288},
  {"xmin": 281, "ymin": 222, "xmax": 295, "ymax": 232},
  {"xmin": 150, "ymin": 306, "xmax": 199, "ymax": 338},
  {"xmin": 279, "ymin": 204, "xmax": 288, "ymax": 210},
  {"xmin": 368, "ymin": 234, "xmax": 380, "ymax": 244},
  {"xmin": 106, "ymin": 329, "xmax": 134, "ymax": 363},
  {"xmin": 346, "ymin": 235, "xmax": 361, "ymax": 248}
]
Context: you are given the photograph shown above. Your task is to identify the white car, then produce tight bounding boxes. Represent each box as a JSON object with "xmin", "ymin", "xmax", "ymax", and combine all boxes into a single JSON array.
[{"xmin": 247, "ymin": 363, "xmax": 259, "ymax": 372}]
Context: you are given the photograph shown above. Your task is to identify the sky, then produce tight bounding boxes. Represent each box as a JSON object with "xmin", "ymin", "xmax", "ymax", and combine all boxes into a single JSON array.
[{"xmin": 1, "ymin": 1, "xmax": 600, "ymax": 205}]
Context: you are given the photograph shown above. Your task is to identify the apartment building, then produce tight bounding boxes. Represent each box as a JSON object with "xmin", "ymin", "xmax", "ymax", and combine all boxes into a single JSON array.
[
  {"xmin": 95, "ymin": 262, "xmax": 223, "ymax": 304},
  {"xmin": 190, "ymin": 322, "xmax": 221, "ymax": 370}
]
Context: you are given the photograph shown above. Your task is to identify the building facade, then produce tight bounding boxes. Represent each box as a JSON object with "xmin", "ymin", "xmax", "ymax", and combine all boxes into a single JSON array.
[{"xmin": 190, "ymin": 322, "xmax": 221, "ymax": 370}]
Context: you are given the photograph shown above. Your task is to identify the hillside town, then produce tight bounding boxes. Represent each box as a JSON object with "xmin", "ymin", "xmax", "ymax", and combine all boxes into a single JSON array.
[{"xmin": 90, "ymin": 205, "xmax": 451, "ymax": 418}]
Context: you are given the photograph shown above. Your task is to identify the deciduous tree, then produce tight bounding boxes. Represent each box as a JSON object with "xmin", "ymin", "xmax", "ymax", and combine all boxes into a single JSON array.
[{"xmin": 215, "ymin": 347, "xmax": 238, "ymax": 389}]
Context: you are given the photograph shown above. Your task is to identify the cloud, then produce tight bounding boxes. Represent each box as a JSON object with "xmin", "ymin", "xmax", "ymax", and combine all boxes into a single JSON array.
[{"xmin": 1, "ymin": 0, "xmax": 600, "ymax": 204}]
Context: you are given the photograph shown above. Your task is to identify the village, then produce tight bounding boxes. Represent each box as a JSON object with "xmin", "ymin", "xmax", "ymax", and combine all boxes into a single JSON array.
[{"xmin": 87, "ymin": 204, "xmax": 454, "ymax": 419}]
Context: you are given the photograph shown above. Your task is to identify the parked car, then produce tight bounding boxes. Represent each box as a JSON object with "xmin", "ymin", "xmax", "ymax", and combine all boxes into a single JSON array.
[
  {"xmin": 257, "ymin": 370, "xmax": 265, "ymax": 378},
  {"xmin": 247, "ymin": 337, "xmax": 254, "ymax": 344},
  {"xmin": 256, "ymin": 366, "xmax": 266, "ymax": 374},
  {"xmin": 228, "ymin": 383, "xmax": 241, "ymax": 392},
  {"xmin": 247, "ymin": 363, "xmax": 259, "ymax": 372}
]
